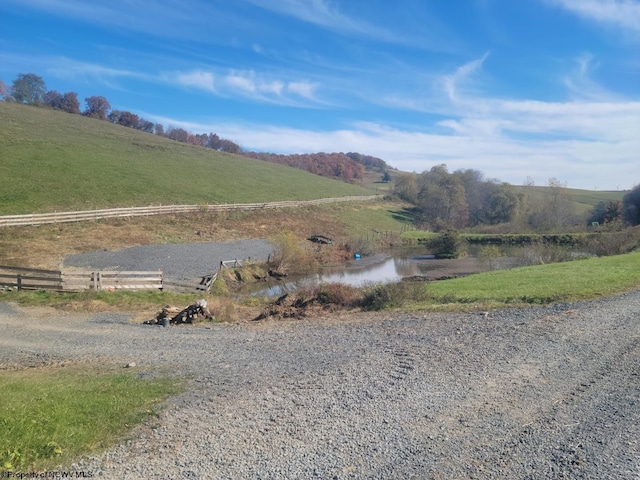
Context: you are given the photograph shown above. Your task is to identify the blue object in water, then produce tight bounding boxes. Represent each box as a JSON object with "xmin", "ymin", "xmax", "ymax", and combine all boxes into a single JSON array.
[{"xmin": 354, "ymin": 253, "xmax": 361, "ymax": 259}]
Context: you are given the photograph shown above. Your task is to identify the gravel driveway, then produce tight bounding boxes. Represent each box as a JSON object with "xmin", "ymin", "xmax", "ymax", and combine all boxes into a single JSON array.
[
  {"xmin": 63, "ymin": 240, "xmax": 275, "ymax": 281},
  {"xmin": 1, "ymin": 290, "xmax": 639, "ymax": 479}
]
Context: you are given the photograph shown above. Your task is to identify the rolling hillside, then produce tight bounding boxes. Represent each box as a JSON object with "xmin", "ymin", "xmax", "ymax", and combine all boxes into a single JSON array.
[{"xmin": 0, "ymin": 102, "xmax": 374, "ymax": 215}]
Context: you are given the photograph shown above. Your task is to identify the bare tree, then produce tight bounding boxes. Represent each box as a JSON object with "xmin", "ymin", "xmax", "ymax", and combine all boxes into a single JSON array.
[
  {"xmin": 83, "ymin": 96, "xmax": 111, "ymax": 120},
  {"xmin": 62, "ymin": 92, "xmax": 80, "ymax": 114},
  {"xmin": 43, "ymin": 90, "xmax": 64, "ymax": 109}
]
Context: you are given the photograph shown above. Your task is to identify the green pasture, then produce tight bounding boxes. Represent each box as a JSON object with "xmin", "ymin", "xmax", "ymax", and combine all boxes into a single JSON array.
[{"xmin": 0, "ymin": 103, "xmax": 372, "ymax": 214}]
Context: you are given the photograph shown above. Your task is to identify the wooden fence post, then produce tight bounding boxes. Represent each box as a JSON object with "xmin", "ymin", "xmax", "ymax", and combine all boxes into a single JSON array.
[{"xmin": 17, "ymin": 274, "xmax": 22, "ymax": 291}]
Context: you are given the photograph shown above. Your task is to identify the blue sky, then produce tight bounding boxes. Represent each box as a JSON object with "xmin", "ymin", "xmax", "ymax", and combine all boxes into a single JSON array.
[{"xmin": 1, "ymin": 0, "xmax": 639, "ymax": 190}]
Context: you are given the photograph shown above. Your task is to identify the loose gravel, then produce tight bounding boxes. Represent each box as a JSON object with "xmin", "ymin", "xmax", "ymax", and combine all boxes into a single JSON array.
[
  {"xmin": 1, "ymin": 290, "xmax": 639, "ymax": 479},
  {"xmin": 63, "ymin": 240, "xmax": 275, "ymax": 281}
]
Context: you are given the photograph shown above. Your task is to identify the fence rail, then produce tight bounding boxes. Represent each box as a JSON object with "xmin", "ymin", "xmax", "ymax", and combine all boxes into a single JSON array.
[
  {"xmin": 0, "ymin": 195, "xmax": 382, "ymax": 227},
  {"xmin": 0, "ymin": 266, "xmax": 165, "ymax": 292},
  {"xmin": 0, "ymin": 257, "xmax": 253, "ymax": 293},
  {"xmin": 0, "ymin": 266, "xmax": 63, "ymax": 291},
  {"xmin": 62, "ymin": 270, "xmax": 163, "ymax": 291}
]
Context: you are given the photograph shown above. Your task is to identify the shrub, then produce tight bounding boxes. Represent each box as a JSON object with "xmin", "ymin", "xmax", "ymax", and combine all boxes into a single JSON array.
[
  {"xmin": 477, "ymin": 245, "xmax": 503, "ymax": 270},
  {"xmin": 428, "ymin": 230, "xmax": 465, "ymax": 259},
  {"xmin": 268, "ymin": 231, "xmax": 316, "ymax": 275},
  {"xmin": 360, "ymin": 280, "xmax": 429, "ymax": 310},
  {"xmin": 585, "ymin": 229, "xmax": 640, "ymax": 256},
  {"xmin": 343, "ymin": 235, "xmax": 375, "ymax": 257},
  {"xmin": 316, "ymin": 283, "xmax": 363, "ymax": 307},
  {"xmin": 517, "ymin": 242, "xmax": 575, "ymax": 266}
]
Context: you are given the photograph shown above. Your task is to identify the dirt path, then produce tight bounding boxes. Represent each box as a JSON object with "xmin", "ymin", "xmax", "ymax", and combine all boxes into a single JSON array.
[{"xmin": 1, "ymin": 292, "xmax": 639, "ymax": 479}]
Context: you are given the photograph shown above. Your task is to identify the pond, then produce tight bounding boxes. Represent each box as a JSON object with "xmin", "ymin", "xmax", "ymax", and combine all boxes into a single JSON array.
[{"xmin": 240, "ymin": 244, "xmax": 554, "ymax": 298}]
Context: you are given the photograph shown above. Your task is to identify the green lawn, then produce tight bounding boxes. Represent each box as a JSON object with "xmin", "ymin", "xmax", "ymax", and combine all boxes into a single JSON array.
[
  {"xmin": 425, "ymin": 250, "xmax": 640, "ymax": 307},
  {"xmin": 0, "ymin": 102, "xmax": 373, "ymax": 214},
  {"xmin": 0, "ymin": 365, "xmax": 182, "ymax": 472}
]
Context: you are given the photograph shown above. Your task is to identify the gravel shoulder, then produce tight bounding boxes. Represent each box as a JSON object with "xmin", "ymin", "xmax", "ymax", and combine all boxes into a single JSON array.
[{"xmin": 1, "ymin": 290, "xmax": 639, "ymax": 479}]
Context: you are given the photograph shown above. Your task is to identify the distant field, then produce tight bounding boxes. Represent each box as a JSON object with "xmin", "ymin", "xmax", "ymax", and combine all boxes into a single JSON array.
[
  {"xmin": 0, "ymin": 103, "xmax": 373, "ymax": 214},
  {"xmin": 524, "ymin": 185, "xmax": 625, "ymax": 217},
  {"xmin": 564, "ymin": 188, "xmax": 625, "ymax": 206}
]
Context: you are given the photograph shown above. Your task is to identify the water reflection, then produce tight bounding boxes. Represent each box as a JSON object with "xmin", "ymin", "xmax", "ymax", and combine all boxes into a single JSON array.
[
  {"xmin": 240, "ymin": 243, "xmax": 589, "ymax": 298},
  {"xmin": 241, "ymin": 248, "xmax": 481, "ymax": 297}
]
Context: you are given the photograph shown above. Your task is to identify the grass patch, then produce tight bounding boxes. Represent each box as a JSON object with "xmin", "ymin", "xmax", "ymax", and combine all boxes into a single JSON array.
[
  {"xmin": 0, "ymin": 364, "xmax": 182, "ymax": 472},
  {"xmin": 424, "ymin": 250, "xmax": 640, "ymax": 308},
  {"xmin": 0, "ymin": 289, "xmax": 199, "ymax": 311},
  {"xmin": 332, "ymin": 200, "xmax": 413, "ymax": 237},
  {"xmin": 0, "ymin": 102, "xmax": 373, "ymax": 214}
]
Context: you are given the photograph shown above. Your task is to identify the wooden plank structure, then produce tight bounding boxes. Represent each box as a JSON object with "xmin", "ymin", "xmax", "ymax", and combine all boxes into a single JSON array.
[
  {"xmin": 162, "ymin": 272, "xmax": 217, "ymax": 294},
  {"xmin": 308, "ymin": 234, "xmax": 333, "ymax": 245}
]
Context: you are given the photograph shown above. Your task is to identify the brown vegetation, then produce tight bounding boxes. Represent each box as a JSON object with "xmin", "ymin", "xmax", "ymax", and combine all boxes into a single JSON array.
[{"xmin": 0, "ymin": 206, "xmax": 356, "ymax": 270}]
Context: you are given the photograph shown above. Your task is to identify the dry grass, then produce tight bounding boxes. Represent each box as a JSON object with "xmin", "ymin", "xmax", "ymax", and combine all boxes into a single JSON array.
[{"xmin": 0, "ymin": 207, "xmax": 347, "ymax": 269}]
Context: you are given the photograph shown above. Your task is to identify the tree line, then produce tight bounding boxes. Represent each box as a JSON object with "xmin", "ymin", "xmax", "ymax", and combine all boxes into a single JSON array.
[
  {"xmin": 393, "ymin": 164, "xmax": 640, "ymax": 231},
  {"xmin": 0, "ymin": 73, "xmax": 390, "ymax": 183}
]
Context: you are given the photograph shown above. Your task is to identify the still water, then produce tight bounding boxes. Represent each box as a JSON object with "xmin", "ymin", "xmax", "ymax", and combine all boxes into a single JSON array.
[
  {"xmin": 241, "ymin": 246, "xmax": 519, "ymax": 297},
  {"xmin": 241, "ymin": 242, "xmax": 592, "ymax": 298}
]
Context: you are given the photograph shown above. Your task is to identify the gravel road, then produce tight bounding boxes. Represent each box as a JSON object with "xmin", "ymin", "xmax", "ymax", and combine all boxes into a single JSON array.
[
  {"xmin": 1, "ymin": 290, "xmax": 639, "ymax": 479},
  {"xmin": 63, "ymin": 240, "xmax": 275, "ymax": 281}
]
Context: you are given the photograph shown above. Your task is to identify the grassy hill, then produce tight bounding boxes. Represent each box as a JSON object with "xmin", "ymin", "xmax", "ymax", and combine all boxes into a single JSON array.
[{"xmin": 0, "ymin": 102, "xmax": 374, "ymax": 215}]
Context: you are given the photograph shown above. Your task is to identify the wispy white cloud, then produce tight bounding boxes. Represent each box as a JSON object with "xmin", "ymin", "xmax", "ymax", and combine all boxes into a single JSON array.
[
  {"xmin": 147, "ymin": 98, "xmax": 639, "ymax": 190},
  {"xmin": 2, "ymin": 55, "xmax": 146, "ymax": 90},
  {"xmin": 46, "ymin": 57, "xmax": 139, "ymax": 80},
  {"xmin": 441, "ymin": 52, "xmax": 490, "ymax": 102},
  {"xmin": 246, "ymin": 0, "xmax": 398, "ymax": 41},
  {"xmin": 3, "ymin": 0, "xmax": 254, "ymax": 44},
  {"xmin": 287, "ymin": 81, "xmax": 320, "ymax": 100},
  {"xmin": 547, "ymin": 0, "xmax": 640, "ymax": 36},
  {"xmin": 154, "ymin": 54, "xmax": 639, "ymax": 190},
  {"xmin": 174, "ymin": 70, "xmax": 216, "ymax": 93},
  {"xmin": 562, "ymin": 53, "xmax": 618, "ymax": 101},
  {"xmin": 167, "ymin": 68, "xmax": 322, "ymax": 106}
]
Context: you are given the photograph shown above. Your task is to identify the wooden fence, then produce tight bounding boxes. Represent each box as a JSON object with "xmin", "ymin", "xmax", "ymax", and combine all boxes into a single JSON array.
[
  {"xmin": 0, "ymin": 258, "xmax": 252, "ymax": 294},
  {"xmin": 0, "ymin": 266, "xmax": 164, "ymax": 292},
  {"xmin": 0, "ymin": 195, "xmax": 382, "ymax": 227},
  {"xmin": 62, "ymin": 270, "xmax": 163, "ymax": 291},
  {"xmin": 0, "ymin": 266, "xmax": 63, "ymax": 291}
]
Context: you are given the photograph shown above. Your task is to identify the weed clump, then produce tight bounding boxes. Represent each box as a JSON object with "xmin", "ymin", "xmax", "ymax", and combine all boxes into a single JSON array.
[{"xmin": 360, "ymin": 280, "xmax": 430, "ymax": 310}]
